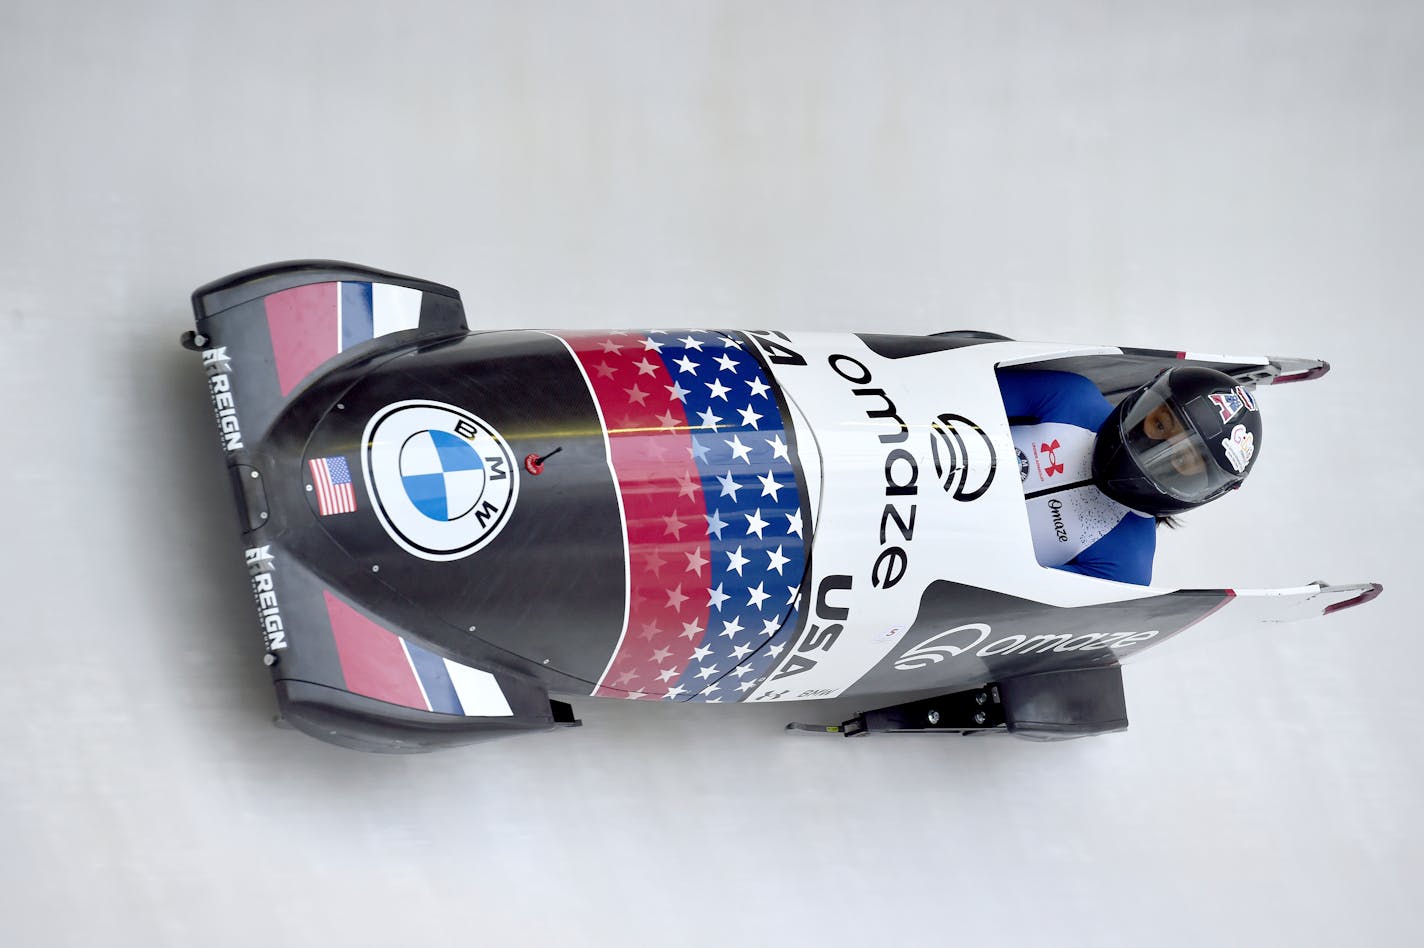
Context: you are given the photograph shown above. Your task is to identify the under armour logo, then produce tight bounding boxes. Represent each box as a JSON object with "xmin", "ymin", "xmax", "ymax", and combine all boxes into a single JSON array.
[{"xmin": 1040, "ymin": 439, "xmax": 1064, "ymax": 476}]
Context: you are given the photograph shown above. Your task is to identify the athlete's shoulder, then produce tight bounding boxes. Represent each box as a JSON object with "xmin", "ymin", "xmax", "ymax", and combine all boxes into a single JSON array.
[{"xmin": 996, "ymin": 369, "xmax": 1112, "ymax": 430}]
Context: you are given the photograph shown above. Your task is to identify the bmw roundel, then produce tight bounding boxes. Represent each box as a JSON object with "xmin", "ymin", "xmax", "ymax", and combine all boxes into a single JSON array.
[{"xmin": 362, "ymin": 400, "xmax": 519, "ymax": 560}]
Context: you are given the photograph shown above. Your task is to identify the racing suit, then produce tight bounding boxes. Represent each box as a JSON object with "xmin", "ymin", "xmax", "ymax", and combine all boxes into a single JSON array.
[{"xmin": 997, "ymin": 369, "xmax": 1156, "ymax": 585}]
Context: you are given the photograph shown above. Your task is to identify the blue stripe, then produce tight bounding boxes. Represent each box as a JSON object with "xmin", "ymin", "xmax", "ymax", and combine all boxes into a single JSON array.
[
  {"xmin": 405, "ymin": 641, "xmax": 464, "ymax": 714},
  {"xmin": 647, "ymin": 330, "xmax": 807, "ymax": 702},
  {"xmin": 340, "ymin": 282, "xmax": 374, "ymax": 350}
]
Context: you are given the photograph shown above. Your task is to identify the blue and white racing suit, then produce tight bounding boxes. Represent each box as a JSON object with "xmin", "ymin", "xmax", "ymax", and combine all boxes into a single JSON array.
[{"xmin": 997, "ymin": 370, "xmax": 1156, "ymax": 585}]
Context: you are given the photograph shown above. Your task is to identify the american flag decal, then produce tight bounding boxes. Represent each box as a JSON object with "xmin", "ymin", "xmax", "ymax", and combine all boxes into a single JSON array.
[
  {"xmin": 555, "ymin": 330, "xmax": 809, "ymax": 702},
  {"xmin": 309, "ymin": 456, "xmax": 358, "ymax": 516}
]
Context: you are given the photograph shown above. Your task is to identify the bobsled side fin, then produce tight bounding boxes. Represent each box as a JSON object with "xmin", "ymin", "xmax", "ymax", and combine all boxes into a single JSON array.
[
  {"xmin": 244, "ymin": 541, "xmax": 578, "ymax": 753},
  {"xmin": 188, "ymin": 261, "xmax": 469, "ymax": 453},
  {"xmin": 276, "ymin": 680, "xmax": 578, "ymax": 754},
  {"xmin": 193, "ymin": 259, "xmax": 462, "ymax": 317}
]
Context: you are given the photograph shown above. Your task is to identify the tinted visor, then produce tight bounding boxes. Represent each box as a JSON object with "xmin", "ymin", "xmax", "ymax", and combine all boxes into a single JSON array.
[{"xmin": 1118, "ymin": 375, "xmax": 1241, "ymax": 504}]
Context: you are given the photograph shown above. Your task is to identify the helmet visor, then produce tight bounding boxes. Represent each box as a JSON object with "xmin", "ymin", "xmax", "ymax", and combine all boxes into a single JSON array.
[{"xmin": 1118, "ymin": 374, "xmax": 1241, "ymax": 504}]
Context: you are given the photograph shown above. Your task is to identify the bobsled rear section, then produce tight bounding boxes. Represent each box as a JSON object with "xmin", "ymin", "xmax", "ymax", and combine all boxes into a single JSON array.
[{"xmin": 189, "ymin": 261, "xmax": 580, "ymax": 752}]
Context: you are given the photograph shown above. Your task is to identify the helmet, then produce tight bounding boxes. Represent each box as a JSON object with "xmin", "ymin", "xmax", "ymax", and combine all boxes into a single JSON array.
[{"xmin": 1092, "ymin": 367, "xmax": 1263, "ymax": 516}]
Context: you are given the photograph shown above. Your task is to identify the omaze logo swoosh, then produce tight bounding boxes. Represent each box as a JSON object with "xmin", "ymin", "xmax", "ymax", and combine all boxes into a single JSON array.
[
  {"xmin": 929, "ymin": 413, "xmax": 997, "ymax": 501},
  {"xmin": 893, "ymin": 623, "xmax": 993, "ymax": 670}
]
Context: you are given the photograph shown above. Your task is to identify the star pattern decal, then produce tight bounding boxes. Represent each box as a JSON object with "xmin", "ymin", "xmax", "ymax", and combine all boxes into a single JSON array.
[{"xmin": 559, "ymin": 330, "xmax": 809, "ymax": 702}]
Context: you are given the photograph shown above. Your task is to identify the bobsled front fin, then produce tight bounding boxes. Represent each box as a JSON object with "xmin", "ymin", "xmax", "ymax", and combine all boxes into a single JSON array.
[
  {"xmin": 190, "ymin": 261, "xmax": 593, "ymax": 752},
  {"xmin": 275, "ymin": 682, "xmax": 579, "ymax": 754},
  {"xmin": 188, "ymin": 260, "xmax": 470, "ymax": 455},
  {"xmin": 192, "ymin": 259, "xmax": 462, "ymax": 324},
  {"xmin": 243, "ymin": 539, "xmax": 579, "ymax": 753}
]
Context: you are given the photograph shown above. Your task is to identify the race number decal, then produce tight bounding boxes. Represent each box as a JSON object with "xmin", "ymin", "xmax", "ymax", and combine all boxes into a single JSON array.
[{"xmin": 362, "ymin": 400, "xmax": 519, "ymax": 561}]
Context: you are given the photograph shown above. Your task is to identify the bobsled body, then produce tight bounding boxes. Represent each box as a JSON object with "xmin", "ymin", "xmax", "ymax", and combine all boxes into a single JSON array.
[{"xmin": 188, "ymin": 262, "xmax": 1378, "ymax": 751}]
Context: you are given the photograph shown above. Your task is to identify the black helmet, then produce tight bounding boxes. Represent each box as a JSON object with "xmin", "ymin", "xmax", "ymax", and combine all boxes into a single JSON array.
[{"xmin": 1092, "ymin": 367, "xmax": 1263, "ymax": 516}]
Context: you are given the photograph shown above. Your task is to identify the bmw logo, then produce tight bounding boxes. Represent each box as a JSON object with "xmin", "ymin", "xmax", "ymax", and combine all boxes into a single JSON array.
[
  {"xmin": 1017, "ymin": 447, "xmax": 1029, "ymax": 483},
  {"xmin": 362, "ymin": 401, "xmax": 519, "ymax": 561}
]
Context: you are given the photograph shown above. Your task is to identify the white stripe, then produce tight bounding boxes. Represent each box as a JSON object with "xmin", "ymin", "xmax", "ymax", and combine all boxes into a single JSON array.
[
  {"xmin": 373, "ymin": 284, "xmax": 422, "ymax": 337},
  {"xmin": 335, "ymin": 282, "xmax": 345, "ymax": 353},
  {"xmin": 443, "ymin": 660, "xmax": 513, "ymax": 716},
  {"xmin": 398, "ymin": 639, "xmax": 433, "ymax": 711},
  {"xmin": 539, "ymin": 332, "xmax": 632, "ymax": 695}
]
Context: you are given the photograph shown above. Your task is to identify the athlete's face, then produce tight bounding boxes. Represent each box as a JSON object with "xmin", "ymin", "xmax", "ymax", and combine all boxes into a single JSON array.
[{"xmin": 1142, "ymin": 404, "xmax": 1207, "ymax": 477}]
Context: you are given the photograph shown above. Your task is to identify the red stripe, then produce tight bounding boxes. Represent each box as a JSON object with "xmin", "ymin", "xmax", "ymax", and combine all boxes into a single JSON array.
[
  {"xmin": 562, "ymin": 333, "xmax": 712, "ymax": 698},
  {"xmin": 323, "ymin": 591, "xmax": 428, "ymax": 709},
  {"xmin": 266, "ymin": 283, "xmax": 339, "ymax": 396}
]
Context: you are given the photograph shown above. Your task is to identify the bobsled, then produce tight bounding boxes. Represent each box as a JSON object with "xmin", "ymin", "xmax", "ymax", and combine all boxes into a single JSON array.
[{"xmin": 185, "ymin": 261, "xmax": 1380, "ymax": 752}]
